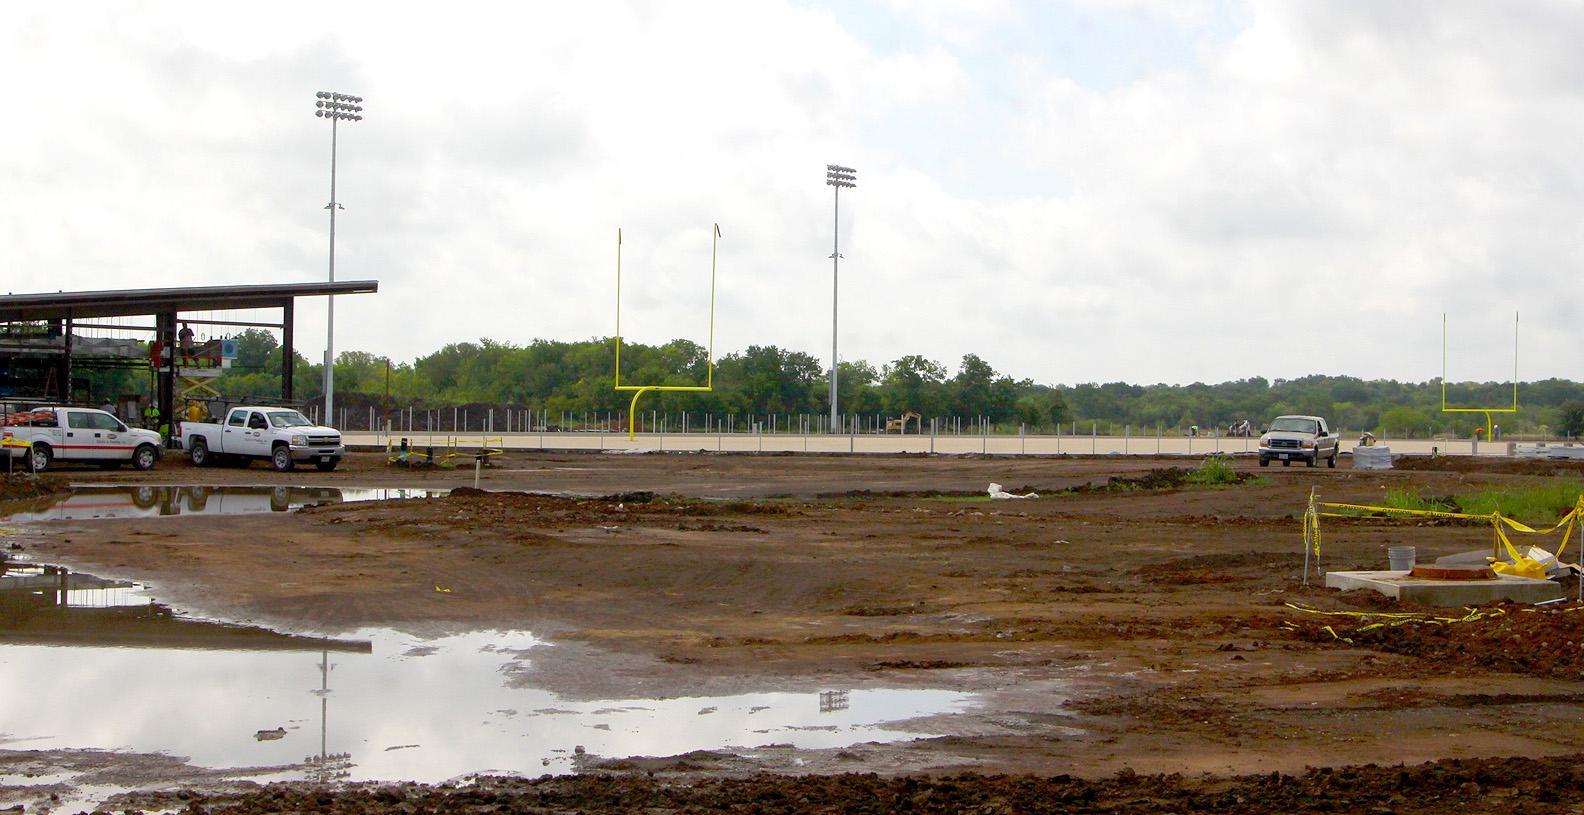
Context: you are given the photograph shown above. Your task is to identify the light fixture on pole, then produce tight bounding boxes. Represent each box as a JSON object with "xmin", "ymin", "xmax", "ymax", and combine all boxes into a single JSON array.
[
  {"xmin": 314, "ymin": 91, "xmax": 364, "ymax": 426},
  {"xmin": 825, "ymin": 164, "xmax": 856, "ymax": 434}
]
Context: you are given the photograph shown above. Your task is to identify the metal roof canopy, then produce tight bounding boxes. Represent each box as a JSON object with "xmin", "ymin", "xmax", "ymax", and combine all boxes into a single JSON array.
[
  {"xmin": 0, "ymin": 280, "xmax": 378, "ymax": 322},
  {"xmin": 0, "ymin": 280, "xmax": 379, "ymax": 427}
]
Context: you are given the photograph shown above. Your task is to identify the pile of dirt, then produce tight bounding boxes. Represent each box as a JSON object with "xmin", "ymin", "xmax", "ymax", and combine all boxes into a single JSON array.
[
  {"xmin": 124, "ymin": 755, "xmax": 1584, "ymax": 814},
  {"xmin": 1288, "ymin": 603, "xmax": 1584, "ymax": 678},
  {"xmin": 0, "ymin": 473, "xmax": 63, "ymax": 502},
  {"xmin": 806, "ymin": 488, "xmax": 986, "ymax": 499},
  {"xmin": 1395, "ymin": 456, "xmax": 1584, "ymax": 475},
  {"xmin": 1063, "ymin": 466, "xmax": 1255, "ymax": 494},
  {"xmin": 301, "ymin": 489, "xmax": 795, "ymax": 533}
]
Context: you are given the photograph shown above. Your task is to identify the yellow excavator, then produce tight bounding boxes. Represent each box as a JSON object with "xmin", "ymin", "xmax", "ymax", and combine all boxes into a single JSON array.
[{"xmin": 885, "ymin": 411, "xmax": 923, "ymax": 434}]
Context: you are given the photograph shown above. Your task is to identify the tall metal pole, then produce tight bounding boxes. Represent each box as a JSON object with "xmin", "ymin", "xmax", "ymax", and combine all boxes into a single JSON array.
[
  {"xmin": 825, "ymin": 164, "xmax": 856, "ymax": 433},
  {"xmin": 325, "ymin": 116, "xmax": 338, "ymax": 421},
  {"xmin": 830, "ymin": 184, "xmax": 840, "ymax": 432},
  {"xmin": 315, "ymin": 91, "xmax": 362, "ymax": 426}
]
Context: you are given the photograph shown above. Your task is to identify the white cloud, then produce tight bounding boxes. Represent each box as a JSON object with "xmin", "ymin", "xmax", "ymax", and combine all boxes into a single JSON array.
[
  {"xmin": 881, "ymin": 0, "xmax": 1018, "ymax": 47},
  {"xmin": 1, "ymin": 1, "xmax": 1582, "ymax": 386}
]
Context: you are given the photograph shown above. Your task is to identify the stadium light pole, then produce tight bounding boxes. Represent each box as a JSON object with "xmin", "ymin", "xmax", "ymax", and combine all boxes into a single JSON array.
[
  {"xmin": 314, "ymin": 91, "xmax": 364, "ymax": 426},
  {"xmin": 826, "ymin": 164, "xmax": 856, "ymax": 433}
]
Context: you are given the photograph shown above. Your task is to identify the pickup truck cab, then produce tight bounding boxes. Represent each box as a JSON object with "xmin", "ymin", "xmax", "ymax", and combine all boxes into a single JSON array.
[
  {"xmin": 2, "ymin": 407, "xmax": 162, "ymax": 472},
  {"xmin": 1259, "ymin": 415, "xmax": 1339, "ymax": 468},
  {"xmin": 181, "ymin": 407, "xmax": 344, "ymax": 472}
]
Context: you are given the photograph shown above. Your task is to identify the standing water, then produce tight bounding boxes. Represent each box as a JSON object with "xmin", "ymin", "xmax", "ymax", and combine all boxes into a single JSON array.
[
  {"xmin": 0, "ymin": 563, "xmax": 975, "ymax": 783},
  {"xmin": 3, "ymin": 485, "xmax": 446, "ymax": 522}
]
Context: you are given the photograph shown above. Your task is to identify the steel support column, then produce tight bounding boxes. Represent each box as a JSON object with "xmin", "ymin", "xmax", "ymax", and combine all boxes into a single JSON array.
[
  {"xmin": 156, "ymin": 312, "xmax": 177, "ymax": 445},
  {"xmin": 281, "ymin": 298, "xmax": 295, "ymax": 400},
  {"xmin": 60, "ymin": 315, "xmax": 73, "ymax": 402}
]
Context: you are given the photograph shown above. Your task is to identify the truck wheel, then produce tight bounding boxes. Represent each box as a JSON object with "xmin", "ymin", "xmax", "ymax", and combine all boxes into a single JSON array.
[
  {"xmin": 315, "ymin": 458, "xmax": 339, "ymax": 472},
  {"xmin": 189, "ymin": 438, "xmax": 210, "ymax": 467},
  {"xmin": 27, "ymin": 444, "xmax": 51, "ymax": 473},
  {"xmin": 133, "ymin": 444, "xmax": 159, "ymax": 471},
  {"xmin": 1259, "ymin": 457, "xmax": 1269, "ymax": 467},
  {"xmin": 272, "ymin": 445, "xmax": 295, "ymax": 472},
  {"xmin": 1327, "ymin": 451, "xmax": 1337, "ymax": 468},
  {"xmin": 1306, "ymin": 455, "xmax": 1317, "ymax": 468}
]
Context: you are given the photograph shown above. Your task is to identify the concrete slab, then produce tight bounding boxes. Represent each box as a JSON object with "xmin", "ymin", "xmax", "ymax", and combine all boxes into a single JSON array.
[{"xmin": 1325, "ymin": 570, "xmax": 1563, "ymax": 605}]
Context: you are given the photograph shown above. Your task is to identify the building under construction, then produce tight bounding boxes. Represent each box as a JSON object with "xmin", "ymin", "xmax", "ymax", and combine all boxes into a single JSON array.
[{"xmin": 0, "ymin": 281, "xmax": 377, "ymax": 433}]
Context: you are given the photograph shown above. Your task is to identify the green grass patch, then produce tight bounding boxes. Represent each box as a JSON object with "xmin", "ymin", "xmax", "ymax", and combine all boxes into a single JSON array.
[
  {"xmin": 1380, "ymin": 487, "xmax": 1458, "ymax": 514},
  {"xmin": 1184, "ymin": 455, "xmax": 1238, "ymax": 487},
  {"xmin": 1362, "ymin": 481, "xmax": 1584, "ymax": 525},
  {"xmin": 1456, "ymin": 480, "xmax": 1584, "ymax": 525}
]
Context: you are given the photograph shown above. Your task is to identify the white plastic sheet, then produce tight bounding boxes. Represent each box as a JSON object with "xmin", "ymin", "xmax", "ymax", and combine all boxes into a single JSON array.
[
  {"xmin": 1351, "ymin": 446, "xmax": 1393, "ymax": 470},
  {"xmin": 988, "ymin": 482, "xmax": 1038, "ymax": 499}
]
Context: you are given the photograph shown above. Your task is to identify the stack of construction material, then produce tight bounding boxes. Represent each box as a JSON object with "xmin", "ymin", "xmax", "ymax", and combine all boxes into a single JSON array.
[
  {"xmin": 1352, "ymin": 445, "xmax": 1392, "ymax": 470},
  {"xmin": 1516, "ymin": 443, "xmax": 1584, "ymax": 460}
]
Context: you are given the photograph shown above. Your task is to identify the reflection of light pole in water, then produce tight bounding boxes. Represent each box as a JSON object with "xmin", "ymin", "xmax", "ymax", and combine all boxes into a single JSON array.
[{"xmin": 306, "ymin": 649, "xmax": 354, "ymax": 782}]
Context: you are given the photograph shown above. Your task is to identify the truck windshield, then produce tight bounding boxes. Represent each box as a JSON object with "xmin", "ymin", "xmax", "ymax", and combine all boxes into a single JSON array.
[
  {"xmin": 267, "ymin": 411, "xmax": 314, "ymax": 428},
  {"xmin": 1270, "ymin": 417, "xmax": 1318, "ymax": 434}
]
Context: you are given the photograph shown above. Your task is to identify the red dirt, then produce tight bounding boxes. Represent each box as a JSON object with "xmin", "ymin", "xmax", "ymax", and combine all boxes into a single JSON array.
[
  {"xmin": 1289, "ymin": 602, "xmax": 1584, "ymax": 679},
  {"xmin": 121, "ymin": 755, "xmax": 1584, "ymax": 815}
]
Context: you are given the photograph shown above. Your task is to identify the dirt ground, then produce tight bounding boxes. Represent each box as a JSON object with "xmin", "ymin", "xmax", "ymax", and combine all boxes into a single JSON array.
[
  {"xmin": 9, "ymin": 451, "xmax": 1584, "ymax": 812},
  {"xmin": 106, "ymin": 754, "xmax": 1584, "ymax": 815}
]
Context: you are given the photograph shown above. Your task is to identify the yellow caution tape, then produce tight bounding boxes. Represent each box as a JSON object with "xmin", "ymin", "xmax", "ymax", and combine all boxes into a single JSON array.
[
  {"xmin": 1304, "ymin": 496, "xmax": 1584, "ymax": 568},
  {"xmin": 1284, "ymin": 602, "xmax": 1507, "ymax": 626},
  {"xmin": 1318, "ymin": 502, "xmax": 1478, "ymax": 521}
]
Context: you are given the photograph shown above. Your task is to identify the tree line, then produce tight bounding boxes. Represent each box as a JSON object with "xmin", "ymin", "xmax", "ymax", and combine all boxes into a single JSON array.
[{"xmin": 213, "ymin": 329, "xmax": 1584, "ymax": 436}]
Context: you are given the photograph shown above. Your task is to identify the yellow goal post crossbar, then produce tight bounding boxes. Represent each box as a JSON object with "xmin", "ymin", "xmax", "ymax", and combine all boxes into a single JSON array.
[
  {"xmin": 613, "ymin": 224, "xmax": 720, "ymax": 440},
  {"xmin": 1441, "ymin": 312, "xmax": 1519, "ymax": 435},
  {"xmin": 1301, "ymin": 490, "xmax": 1584, "ymax": 585}
]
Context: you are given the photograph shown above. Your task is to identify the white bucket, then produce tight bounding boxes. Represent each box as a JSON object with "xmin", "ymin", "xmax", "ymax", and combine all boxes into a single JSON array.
[{"xmin": 1387, "ymin": 545, "xmax": 1416, "ymax": 571}]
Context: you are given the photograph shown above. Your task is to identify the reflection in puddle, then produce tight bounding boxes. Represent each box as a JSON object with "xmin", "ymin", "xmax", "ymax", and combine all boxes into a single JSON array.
[
  {"xmin": 0, "ymin": 562, "xmax": 370, "ymax": 652},
  {"xmin": 4, "ymin": 485, "xmax": 447, "ymax": 522},
  {"xmin": 0, "ymin": 564, "xmax": 974, "ymax": 784}
]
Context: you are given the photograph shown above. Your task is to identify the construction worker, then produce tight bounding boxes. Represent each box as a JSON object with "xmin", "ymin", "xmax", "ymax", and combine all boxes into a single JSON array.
[
  {"xmin": 178, "ymin": 323, "xmax": 196, "ymax": 365},
  {"xmin": 142, "ymin": 402, "xmax": 160, "ymax": 430},
  {"xmin": 185, "ymin": 400, "xmax": 207, "ymax": 423}
]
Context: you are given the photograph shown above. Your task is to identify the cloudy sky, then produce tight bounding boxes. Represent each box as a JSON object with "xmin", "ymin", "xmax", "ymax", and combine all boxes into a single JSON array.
[{"xmin": 1, "ymin": 1, "xmax": 1575, "ymax": 386}]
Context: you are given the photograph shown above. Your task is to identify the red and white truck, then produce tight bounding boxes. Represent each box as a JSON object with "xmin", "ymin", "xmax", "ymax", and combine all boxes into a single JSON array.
[{"xmin": 2, "ymin": 407, "xmax": 163, "ymax": 472}]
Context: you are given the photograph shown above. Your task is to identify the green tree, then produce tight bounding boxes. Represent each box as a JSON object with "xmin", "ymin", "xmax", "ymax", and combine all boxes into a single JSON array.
[
  {"xmin": 880, "ymin": 355, "xmax": 948, "ymax": 417},
  {"xmin": 1558, "ymin": 402, "xmax": 1584, "ymax": 439},
  {"xmin": 1379, "ymin": 405, "xmax": 1433, "ymax": 437}
]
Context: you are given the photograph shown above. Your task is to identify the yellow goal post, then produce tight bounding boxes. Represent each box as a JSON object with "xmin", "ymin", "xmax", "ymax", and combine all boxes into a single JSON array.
[{"xmin": 613, "ymin": 224, "xmax": 720, "ymax": 440}]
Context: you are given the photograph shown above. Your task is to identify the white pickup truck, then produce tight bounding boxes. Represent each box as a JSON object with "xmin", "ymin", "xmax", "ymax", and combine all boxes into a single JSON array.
[
  {"xmin": 181, "ymin": 406, "xmax": 345, "ymax": 472},
  {"xmin": 2, "ymin": 406, "xmax": 163, "ymax": 472},
  {"xmin": 1258, "ymin": 414, "xmax": 1340, "ymax": 468}
]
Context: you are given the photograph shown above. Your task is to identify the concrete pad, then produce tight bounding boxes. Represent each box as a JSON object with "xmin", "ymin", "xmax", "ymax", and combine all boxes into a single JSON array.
[{"xmin": 1325, "ymin": 570, "xmax": 1563, "ymax": 605}]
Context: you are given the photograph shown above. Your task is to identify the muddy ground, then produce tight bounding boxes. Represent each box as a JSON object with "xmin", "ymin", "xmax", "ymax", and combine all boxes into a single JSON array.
[{"xmin": 8, "ymin": 451, "xmax": 1584, "ymax": 812}]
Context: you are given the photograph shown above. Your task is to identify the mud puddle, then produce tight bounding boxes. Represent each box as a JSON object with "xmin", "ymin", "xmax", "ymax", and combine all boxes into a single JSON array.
[
  {"xmin": 0, "ymin": 563, "xmax": 975, "ymax": 789},
  {"xmin": 4, "ymin": 485, "xmax": 447, "ymax": 522}
]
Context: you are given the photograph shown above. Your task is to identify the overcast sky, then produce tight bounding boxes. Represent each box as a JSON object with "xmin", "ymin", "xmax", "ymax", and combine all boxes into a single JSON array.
[{"xmin": 1, "ymin": 1, "xmax": 1576, "ymax": 386}]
